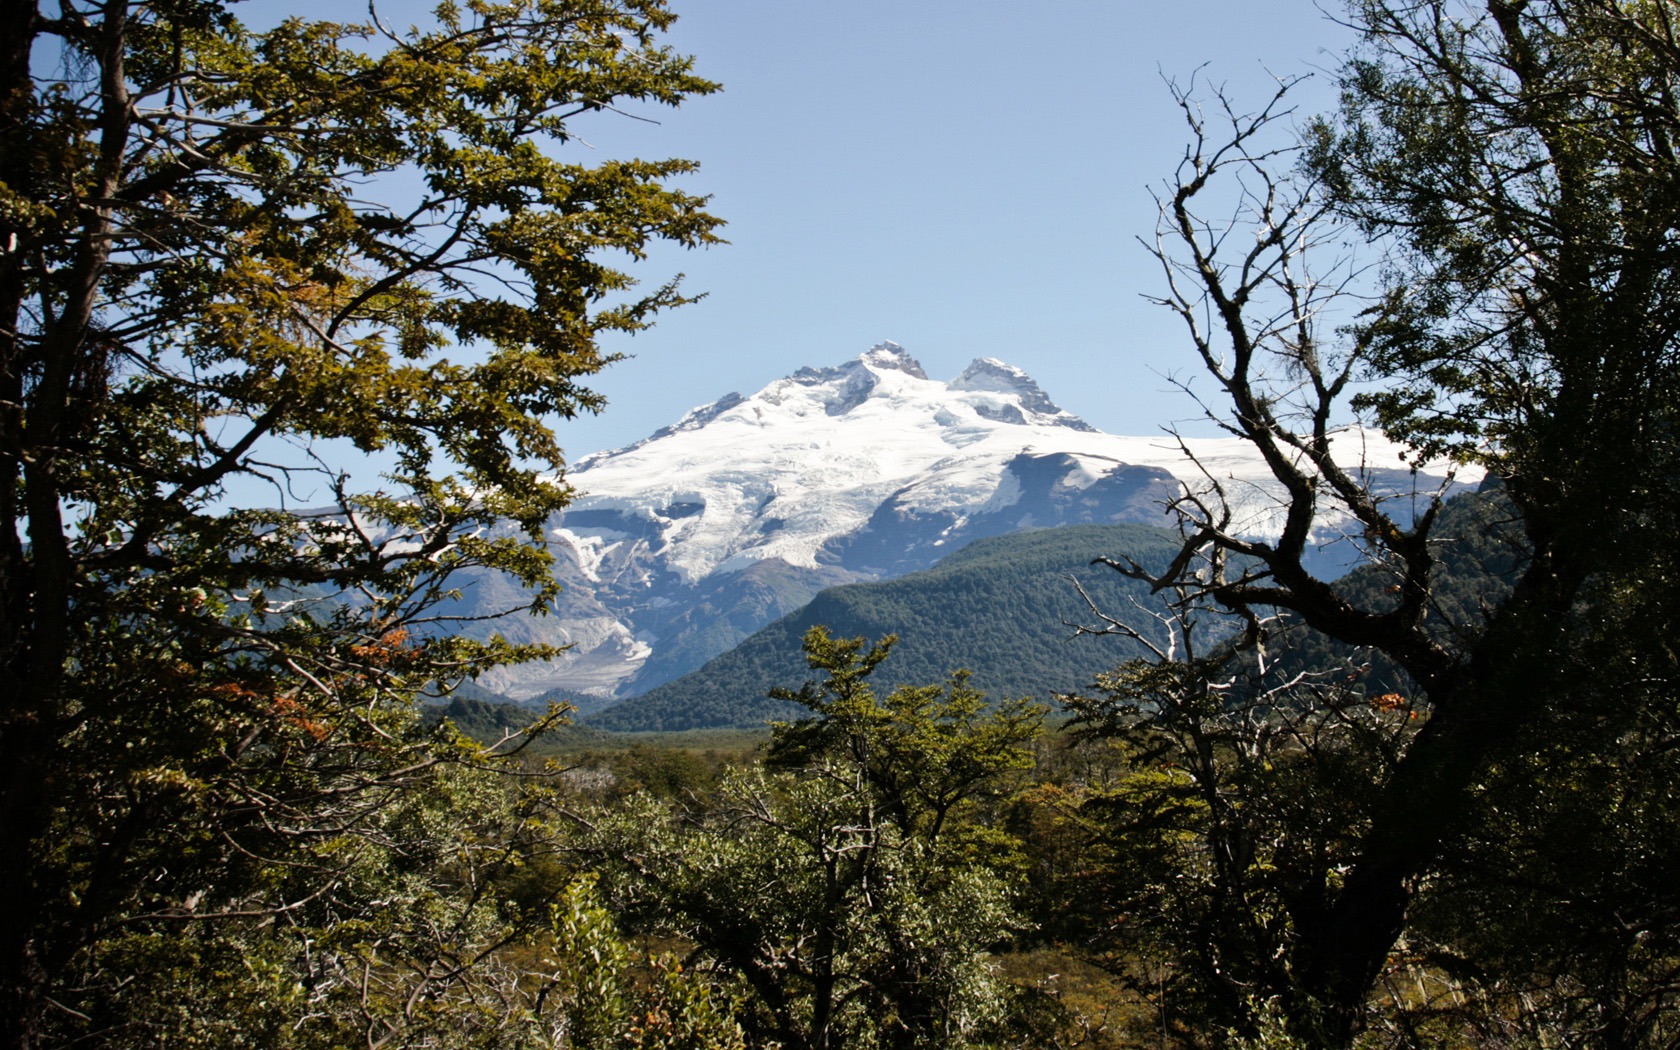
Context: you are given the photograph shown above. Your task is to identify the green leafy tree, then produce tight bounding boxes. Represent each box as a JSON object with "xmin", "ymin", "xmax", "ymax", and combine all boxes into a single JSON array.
[
  {"xmin": 52, "ymin": 752, "xmax": 748, "ymax": 1049},
  {"xmin": 574, "ymin": 628, "xmax": 1046, "ymax": 1049},
  {"xmin": 0, "ymin": 0, "xmax": 721, "ymax": 1044},
  {"xmin": 1094, "ymin": 0, "xmax": 1680, "ymax": 1042},
  {"xmin": 766, "ymin": 628, "xmax": 1047, "ymax": 846},
  {"xmin": 543, "ymin": 876, "xmax": 751, "ymax": 1049}
]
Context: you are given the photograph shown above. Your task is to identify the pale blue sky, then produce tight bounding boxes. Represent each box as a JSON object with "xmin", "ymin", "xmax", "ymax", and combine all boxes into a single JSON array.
[
  {"xmin": 556, "ymin": 1, "xmax": 1362, "ymax": 460},
  {"xmin": 230, "ymin": 0, "xmax": 1362, "ymax": 489}
]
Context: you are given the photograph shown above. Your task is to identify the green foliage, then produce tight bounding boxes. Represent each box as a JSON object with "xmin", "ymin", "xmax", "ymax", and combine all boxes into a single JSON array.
[
  {"xmin": 592, "ymin": 774, "xmax": 1023, "ymax": 1049},
  {"xmin": 1109, "ymin": 0, "xmax": 1680, "ymax": 1042},
  {"xmin": 547, "ymin": 876, "xmax": 750, "ymax": 1049},
  {"xmin": 1314, "ymin": 1, "xmax": 1680, "ymax": 501},
  {"xmin": 592, "ymin": 523, "xmax": 1183, "ymax": 731},
  {"xmin": 572, "ymin": 628, "xmax": 1047, "ymax": 1049},
  {"xmin": 567, "ymin": 739, "xmax": 752, "ymax": 801},
  {"xmin": 1056, "ymin": 492, "xmax": 1680, "ymax": 1045},
  {"xmin": 1061, "ymin": 610, "xmax": 1418, "ymax": 1043},
  {"xmin": 49, "ymin": 750, "xmax": 748, "ymax": 1049},
  {"xmin": 0, "ymin": 0, "xmax": 720, "ymax": 1043},
  {"xmin": 1398, "ymin": 536, "xmax": 1680, "ymax": 1045},
  {"xmin": 767, "ymin": 626, "xmax": 1046, "ymax": 844},
  {"xmin": 429, "ymin": 693, "xmax": 612, "ymax": 751},
  {"xmin": 1304, "ymin": 2, "xmax": 1680, "ymax": 1036}
]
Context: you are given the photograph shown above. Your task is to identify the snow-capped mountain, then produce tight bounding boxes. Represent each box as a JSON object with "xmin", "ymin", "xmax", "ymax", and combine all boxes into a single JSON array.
[{"xmin": 466, "ymin": 342, "xmax": 1471, "ymax": 706}]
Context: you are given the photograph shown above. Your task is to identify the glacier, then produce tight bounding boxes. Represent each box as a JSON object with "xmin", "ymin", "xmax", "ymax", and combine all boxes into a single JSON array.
[{"xmin": 459, "ymin": 341, "xmax": 1475, "ymax": 706}]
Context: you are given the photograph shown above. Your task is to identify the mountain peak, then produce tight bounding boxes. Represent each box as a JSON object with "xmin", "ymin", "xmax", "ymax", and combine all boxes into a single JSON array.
[
  {"xmin": 479, "ymin": 340, "xmax": 1475, "ymax": 704},
  {"xmin": 951, "ymin": 356, "xmax": 1097, "ymax": 431},
  {"xmin": 784, "ymin": 341, "xmax": 927, "ymax": 389},
  {"xmin": 859, "ymin": 340, "xmax": 928, "ymax": 379}
]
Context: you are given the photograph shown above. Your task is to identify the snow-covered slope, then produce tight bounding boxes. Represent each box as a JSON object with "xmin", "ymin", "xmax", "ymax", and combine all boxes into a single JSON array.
[{"xmin": 466, "ymin": 342, "xmax": 1472, "ymax": 705}]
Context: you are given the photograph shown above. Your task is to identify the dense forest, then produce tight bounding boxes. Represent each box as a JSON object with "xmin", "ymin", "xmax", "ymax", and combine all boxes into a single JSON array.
[
  {"xmin": 4, "ymin": 0, "xmax": 1678, "ymax": 1047},
  {"xmin": 590, "ymin": 524, "xmax": 1186, "ymax": 732}
]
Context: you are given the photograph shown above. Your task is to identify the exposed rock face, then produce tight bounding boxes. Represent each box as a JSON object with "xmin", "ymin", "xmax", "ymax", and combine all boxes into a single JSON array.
[{"xmin": 950, "ymin": 357, "xmax": 1098, "ymax": 431}]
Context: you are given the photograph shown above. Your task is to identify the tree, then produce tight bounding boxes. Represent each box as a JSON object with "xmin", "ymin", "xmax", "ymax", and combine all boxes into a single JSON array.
[
  {"xmin": 1402, "ymin": 529, "xmax": 1680, "ymax": 1046},
  {"xmin": 1090, "ymin": 0, "xmax": 1680, "ymax": 1042},
  {"xmin": 0, "ymin": 0, "xmax": 721, "ymax": 1044},
  {"xmin": 572, "ymin": 628, "xmax": 1045, "ymax": 1050},
  {"xmin": 1061, "ymin": 590, "xmax": 1410, "ymax": 1042}
]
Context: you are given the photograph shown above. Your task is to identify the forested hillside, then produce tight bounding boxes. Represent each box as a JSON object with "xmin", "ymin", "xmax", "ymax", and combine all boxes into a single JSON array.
[{"xmin": 589, "ymin": 524, "xmax": 1183, "ymax": 731}]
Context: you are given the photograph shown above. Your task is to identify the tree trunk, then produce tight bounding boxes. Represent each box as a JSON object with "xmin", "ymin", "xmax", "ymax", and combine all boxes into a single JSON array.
[{"xmin": 1292, "ymin": 554, "xmax": 1584, "ymax": 1045}]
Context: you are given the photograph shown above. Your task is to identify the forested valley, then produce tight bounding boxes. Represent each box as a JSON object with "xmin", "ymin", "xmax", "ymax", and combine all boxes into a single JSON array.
[{"xmin": 4, "ymin": 0, "xmax": 1679, "ymax": 1046}]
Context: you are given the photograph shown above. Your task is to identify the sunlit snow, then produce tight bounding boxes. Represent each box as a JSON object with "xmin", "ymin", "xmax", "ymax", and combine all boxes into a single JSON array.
[
  {"xmin": 556, "ymin": 341, "xmax": 1469, "ymax": 583},
  {"xmin": 484, "ymin": 341, "xmax": 1478, "ymax": 702}
]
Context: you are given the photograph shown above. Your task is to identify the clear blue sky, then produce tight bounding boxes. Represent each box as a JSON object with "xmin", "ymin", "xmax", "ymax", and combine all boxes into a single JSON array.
[{"xmin": 551, "ymin": 1, "xmax": 1362, "ymax": 460}]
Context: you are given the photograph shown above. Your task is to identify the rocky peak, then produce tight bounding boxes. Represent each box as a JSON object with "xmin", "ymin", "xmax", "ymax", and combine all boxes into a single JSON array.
[
  {"xmin": 859, "ymin": 340, "xmax": 929, "ymax": 378},
  {"xmin": 951, "ymin": 357, "xmax": 1096, "ymax": 431}
]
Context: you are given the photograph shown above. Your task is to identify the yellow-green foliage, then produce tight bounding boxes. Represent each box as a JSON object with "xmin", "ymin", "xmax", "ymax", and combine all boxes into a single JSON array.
[{"xmin": 1, "ymin": 1, "xmax": 720, "ymax": 1043}]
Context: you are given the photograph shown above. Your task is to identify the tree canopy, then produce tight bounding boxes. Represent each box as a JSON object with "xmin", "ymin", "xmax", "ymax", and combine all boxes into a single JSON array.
[
  {"xmin": 0, "ymin": 0, "xmax": 720, "ymax": 1044},
  {"xmin": 573, "ymin": 628, "xmax": 1045, "ymax": 1050},
  {"xmin": 1078, "ymin": 0, "xmax": 1680, "ymax": 1043}
]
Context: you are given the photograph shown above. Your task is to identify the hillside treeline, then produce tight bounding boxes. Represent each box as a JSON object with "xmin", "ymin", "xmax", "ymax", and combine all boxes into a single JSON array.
[{"xmin": 590, "ymin": 524, "xmax": 1185, "ymax": 732}]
